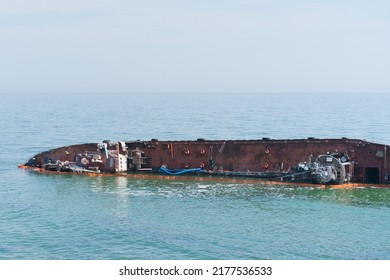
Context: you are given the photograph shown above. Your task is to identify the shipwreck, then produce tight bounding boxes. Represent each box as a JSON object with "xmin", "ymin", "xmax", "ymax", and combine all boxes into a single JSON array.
[{"xmin": 19, "ymin": 138, "xmax": 390, "ymax": 187}]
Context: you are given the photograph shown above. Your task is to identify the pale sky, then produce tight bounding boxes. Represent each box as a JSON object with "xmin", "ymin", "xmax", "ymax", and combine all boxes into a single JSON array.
[{"xmin": 0, "ymin": 0, "xmax": 389, "ymax": 94}]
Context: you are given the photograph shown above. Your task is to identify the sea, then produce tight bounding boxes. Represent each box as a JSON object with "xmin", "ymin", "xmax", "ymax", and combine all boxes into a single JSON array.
[{"xmin": 0, "ymin": 92, "xmax": 389, "ymax": 260}]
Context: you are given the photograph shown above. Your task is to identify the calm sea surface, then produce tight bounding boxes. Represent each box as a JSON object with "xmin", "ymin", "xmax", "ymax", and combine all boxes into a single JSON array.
[{"xmin": 0, "ymin": 92, "xmax": 389, "ymax": 260}]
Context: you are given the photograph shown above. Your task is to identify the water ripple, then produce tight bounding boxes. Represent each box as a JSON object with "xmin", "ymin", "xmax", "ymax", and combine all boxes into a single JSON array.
[{"xmin": 1, "ymin": 93, "xmax": 390, "ymax": 259}]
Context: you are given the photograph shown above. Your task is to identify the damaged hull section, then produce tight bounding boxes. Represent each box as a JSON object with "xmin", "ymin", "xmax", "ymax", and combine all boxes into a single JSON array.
[{"xmin": 20, "ymin": 138, "xmax": 390, "ymax": 186}]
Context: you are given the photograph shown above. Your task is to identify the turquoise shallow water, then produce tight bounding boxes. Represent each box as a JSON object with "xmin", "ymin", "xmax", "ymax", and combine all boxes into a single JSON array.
[{"xmin": 0, "ymin": 93, "xmax": 389, "ymax": 259}]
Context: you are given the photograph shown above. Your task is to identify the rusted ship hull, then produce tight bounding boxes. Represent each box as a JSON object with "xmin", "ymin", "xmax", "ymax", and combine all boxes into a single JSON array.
[{"xmin": 20, "ymin": 138, "xmax": 390, "ymax": 186}]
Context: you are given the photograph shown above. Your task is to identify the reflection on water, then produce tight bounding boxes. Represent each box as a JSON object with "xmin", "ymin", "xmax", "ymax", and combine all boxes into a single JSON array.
[{"xmin": 58, "ymin": 174, "xmax": 390, "ymax": 209}]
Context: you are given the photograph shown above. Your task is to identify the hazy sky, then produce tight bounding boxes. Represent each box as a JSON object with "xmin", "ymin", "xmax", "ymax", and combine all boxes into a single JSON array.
[{"xmin": 1, "ymin": 0, "xmax": 389, "ymax": 94}]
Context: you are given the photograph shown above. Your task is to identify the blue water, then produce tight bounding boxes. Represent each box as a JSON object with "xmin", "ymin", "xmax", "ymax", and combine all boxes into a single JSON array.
[{"xmin": 0, "ymin": 92, "xmax": 389, "ymax": 259}]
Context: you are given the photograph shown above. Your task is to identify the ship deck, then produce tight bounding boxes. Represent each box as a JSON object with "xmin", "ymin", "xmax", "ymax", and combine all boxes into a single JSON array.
[{"xmin": 18, "ymin": 164, "xmax": 390, "ymax": 189}]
